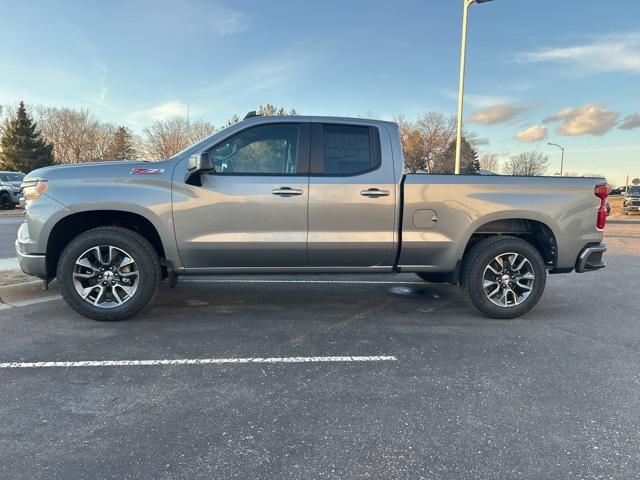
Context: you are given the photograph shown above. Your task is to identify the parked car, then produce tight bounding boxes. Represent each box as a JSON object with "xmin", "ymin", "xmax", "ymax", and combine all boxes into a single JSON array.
[
  {"xmin": 610, "ymin": 186, "xmax": 628, "ymax": 196},
  {"xmin": 623, "ymin": 186, "xmax": 640, "ymax": 215},
  {"xmin": 16, "ymin": 114, "xmax": 609, "ymax": 321},
  {"xmin": 0, "ymin": 171, "xmax": 25, "ymax": 209}
]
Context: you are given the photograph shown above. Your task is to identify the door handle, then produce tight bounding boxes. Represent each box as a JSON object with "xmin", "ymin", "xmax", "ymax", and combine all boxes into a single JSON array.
[
  {"xmin": 272, "ymin": 187, "xmax": 304, "ymax": 196},
  {"xmin": 360, "ymin": 188, "xmax": 390, "ymax": 198}
]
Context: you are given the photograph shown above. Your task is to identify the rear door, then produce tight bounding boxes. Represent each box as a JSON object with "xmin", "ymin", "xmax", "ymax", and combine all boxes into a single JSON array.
[
  {"xmin": 306, "ymin": 122, "xmax": 397, "ymax": 268},
  {"xmin": 173, "ymin": 122, "xmax": 310, "ymax": 269}
]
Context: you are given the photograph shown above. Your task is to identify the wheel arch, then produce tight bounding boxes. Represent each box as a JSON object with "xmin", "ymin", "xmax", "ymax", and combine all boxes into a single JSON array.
[{"xmin": 46, "ymin": 210, "xmax": 169, "ymax": 278}]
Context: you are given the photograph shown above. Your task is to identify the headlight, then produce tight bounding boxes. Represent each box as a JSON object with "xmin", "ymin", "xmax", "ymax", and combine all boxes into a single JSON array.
[{"xmin": 21, "ymin": 180, "xmax": 48, "ymax": 204}]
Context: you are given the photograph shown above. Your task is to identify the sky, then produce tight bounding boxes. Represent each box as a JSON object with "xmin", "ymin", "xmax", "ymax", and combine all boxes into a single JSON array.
[{"xmin": 1, "ymin": 0, "xmax": 639, "ymax": 185}]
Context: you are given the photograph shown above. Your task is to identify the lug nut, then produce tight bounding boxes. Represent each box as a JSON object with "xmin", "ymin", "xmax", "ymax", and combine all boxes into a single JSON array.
[
  {"xmin": 111, "ymin": 280, "xmax": 116, "ymax": 285},
  {"xmin": 102, "ymin": 281, "xmax": 107, "ymax": 286}
]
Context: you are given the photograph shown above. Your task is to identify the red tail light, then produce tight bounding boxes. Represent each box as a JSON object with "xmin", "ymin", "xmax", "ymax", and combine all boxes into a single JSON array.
[{"xmin": 594, "ymin": 184, "xmax": 609, "ymax": 230}]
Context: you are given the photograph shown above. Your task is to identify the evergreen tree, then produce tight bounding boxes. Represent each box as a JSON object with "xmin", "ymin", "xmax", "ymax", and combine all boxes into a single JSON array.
[
  {"xmin": 443, "ymin": 136, "xmax": 480, "ymax": 174},
  {"xmin": 0, "ymin": 101, "xmax": 54, "ymax": 172},
  {"xmin": 105, "ymin": 126, "xmax": 136, "ymax": 160}
]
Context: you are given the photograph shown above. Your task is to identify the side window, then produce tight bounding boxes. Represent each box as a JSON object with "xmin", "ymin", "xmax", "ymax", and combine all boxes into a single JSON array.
[
  {"xmin": 209, "ymin": 124, "xmax": 300, "ymax": 175},
  {"xmin": 323, "ymin": 125, "xmax": 377, "ymax": 175}
]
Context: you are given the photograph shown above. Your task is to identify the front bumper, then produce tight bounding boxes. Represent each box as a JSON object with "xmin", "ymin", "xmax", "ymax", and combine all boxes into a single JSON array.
[
  {"xmin": 575, "ymin": 243, "xmax": 607, "ymax": 273},
  {"xmin": 15, "ymin": 240, "xmax": 47, "ymax": 278},
  {"xmin": 15, "ymin": 222, "xmax": 48, "ymax": 279}
]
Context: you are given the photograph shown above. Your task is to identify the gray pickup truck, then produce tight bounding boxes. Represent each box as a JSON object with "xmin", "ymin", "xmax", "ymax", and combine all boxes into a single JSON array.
[{"xmin": 16, "ymin": 114, "xmax": 609, "ymax": 321}]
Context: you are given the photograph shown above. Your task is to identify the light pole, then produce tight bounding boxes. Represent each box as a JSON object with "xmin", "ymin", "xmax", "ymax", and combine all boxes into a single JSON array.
[
  {"xmin": 548, "ymin": 142, "xmax": 565, "ymax": 176},
  {"xmin": 455, "ymin": 0, "xmax": 494, "ymax": 175}
]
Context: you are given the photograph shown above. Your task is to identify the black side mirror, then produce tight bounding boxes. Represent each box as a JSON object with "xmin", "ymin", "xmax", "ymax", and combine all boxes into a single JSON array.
[
  {"xmin": 185, "ymin": 153, "xmax": 213, "ymax": 186},
  {"xmin": 188, "ymin": 153, "xmax": 213, "ymax": 173}
]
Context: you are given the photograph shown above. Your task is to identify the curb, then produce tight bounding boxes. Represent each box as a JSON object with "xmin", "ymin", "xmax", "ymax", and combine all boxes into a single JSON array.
[{"xmin": 0, "ymin": 280, "xmax": 60, "ymax": 309}]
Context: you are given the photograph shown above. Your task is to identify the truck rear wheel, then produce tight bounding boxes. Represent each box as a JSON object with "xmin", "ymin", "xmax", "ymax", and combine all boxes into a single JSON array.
[
  {"xmin": 461, "ymin": 236, "xmax": 546, "ymax": 319},
  {"xmin": 57, "ymin": 227, "xmax": 161, "ymax": 321}
]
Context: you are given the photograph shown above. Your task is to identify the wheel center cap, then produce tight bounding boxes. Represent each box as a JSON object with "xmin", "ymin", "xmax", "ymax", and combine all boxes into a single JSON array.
[
  {"xmin": 501, "ymin": 274, "xmax": 510, "ymax": 285},
  {"xmin": 103, "ymin": 271, "xmax": 114, "ymax": 281}
]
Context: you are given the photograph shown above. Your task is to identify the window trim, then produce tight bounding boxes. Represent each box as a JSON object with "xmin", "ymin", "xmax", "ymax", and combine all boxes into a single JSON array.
[
  {"xmin": 203, "ymin": 122, "xmax": 310, "ymax": 177},
  {"xmin": 309, "ymin": 123, "xmax": 382, "ymax": 177}
]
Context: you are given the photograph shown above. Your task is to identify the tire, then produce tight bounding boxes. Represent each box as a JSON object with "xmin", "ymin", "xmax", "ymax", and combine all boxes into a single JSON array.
[
  {"xmin": 460, "ymin": 236, "xmax": 547, "ymax": 319},
  {"xmin": 57, "ymin": 227, "xmax": 161, "ymax": 321},
  {"xmin": 0, "ymin": 192, "xmax": 13, "ymax": 210}
]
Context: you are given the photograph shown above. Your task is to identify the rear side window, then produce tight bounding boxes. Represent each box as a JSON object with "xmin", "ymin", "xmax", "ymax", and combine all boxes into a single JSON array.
[{"xmin": 322, "ymin": 125, "xmax": 378, "ymax": 175}]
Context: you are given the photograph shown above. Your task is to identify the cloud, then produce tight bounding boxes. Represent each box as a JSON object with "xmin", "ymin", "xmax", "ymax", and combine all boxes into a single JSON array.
[
  {"xmin": 517, "ymin": 32, "xmax": 640, "ymax": 75},
  {"xmin": 201, "ymin": 53, "xmax": 312, "ymax": 95},
  {"xmin": 202, "ymin": 5, "xmax": 248, "ymax": 35},
  {"xmin": 468, "ymin": 104, "xmax": 530, "ymax": 125},
  {"xmin": 127, "ymin": 101, "xmax": 189, "ymax": 125},
  {"xmin": 444, "ymin": 91, "xmax": 514, "ymax": 108},
  {"xmin": 619, "ymin": 113, "xmax": 640, "ymax": 130},
  {"xmin": 516, "ymin": 125, "xmax": 548, "ymax": 142},
  {"xmin": 545, "ymin": 104, "xmax": 619, "ymax": 136}
]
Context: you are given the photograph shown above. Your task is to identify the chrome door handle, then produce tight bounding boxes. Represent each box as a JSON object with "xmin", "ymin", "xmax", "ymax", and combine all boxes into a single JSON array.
[
  {"xmin": 360, "ymin": 188, "xmax": 390, "ymax": 198},
  {"xmin": 272, "ymin": 187, "xmax": 303, "ymax": 196}
]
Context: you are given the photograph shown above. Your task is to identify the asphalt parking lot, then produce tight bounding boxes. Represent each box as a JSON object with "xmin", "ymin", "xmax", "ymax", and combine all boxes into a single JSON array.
[{"xmin": 1, "ymin": 217, "xmax": 639, "ymax": 479}]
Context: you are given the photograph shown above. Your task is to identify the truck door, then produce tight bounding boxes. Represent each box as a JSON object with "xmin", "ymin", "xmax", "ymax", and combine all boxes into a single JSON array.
[
  {"xmin": 307, "ymin": 122, "xmax": 397, "ymax": 268},
  {"xmin": 173, "ymin": 122, "xmax": 310, "ymax": 269}
]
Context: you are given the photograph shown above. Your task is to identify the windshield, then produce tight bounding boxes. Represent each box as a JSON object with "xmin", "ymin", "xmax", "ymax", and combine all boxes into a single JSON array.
[
  {"xmin": 628, "ymin": 186, "xmax": 640, "ymax": 195},
  {"xmin": 0, "ymin": 172, "xmax": 24, "ymax": 182}
]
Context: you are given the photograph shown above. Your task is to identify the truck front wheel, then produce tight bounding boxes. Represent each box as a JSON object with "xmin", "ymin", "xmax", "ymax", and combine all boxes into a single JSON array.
[
  {"xmin": 461, "ymin": 236, "xmax": 547, "ymax": 319},
  {"xmin": 57, "ymin": 227, "xmax": 161, "ymax": 321}
]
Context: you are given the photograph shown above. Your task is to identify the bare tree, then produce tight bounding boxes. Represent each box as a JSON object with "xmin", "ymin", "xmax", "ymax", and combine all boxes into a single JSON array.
[
  {"xmin": 34, "ymin": 107, "xmax": 116, "ymax": 164},
  {"xmin": 503, "ymin": 151, "xmax": 549, "ymax": 176},
  {"xmin": 141, "ymin": 118, "xmax": 214, "ymax": 160},
  {"xmin": 479, "ymin": 153, "xmax": 501, "ymax": 172},
  {"xmin": 395, "ymin": 112, "xmax": 459, "ymax": 173}
]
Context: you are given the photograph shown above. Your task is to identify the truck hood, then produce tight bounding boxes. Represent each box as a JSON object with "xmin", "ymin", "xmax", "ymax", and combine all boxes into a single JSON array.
[{"xmin": 24, "ymin": 160, "xmax": 173, "ymax": 182}]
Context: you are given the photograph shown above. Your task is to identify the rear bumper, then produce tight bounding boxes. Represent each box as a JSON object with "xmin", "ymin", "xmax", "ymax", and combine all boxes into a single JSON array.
[{"xmin": 575, "ymin": 243, "xmax": 607, "ymax": 273}]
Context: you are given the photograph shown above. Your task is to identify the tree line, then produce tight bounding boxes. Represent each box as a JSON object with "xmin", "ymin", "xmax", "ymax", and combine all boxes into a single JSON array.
[{"xmin": 1, "ymin": 100, "xmax": 550, "ymax": 177}]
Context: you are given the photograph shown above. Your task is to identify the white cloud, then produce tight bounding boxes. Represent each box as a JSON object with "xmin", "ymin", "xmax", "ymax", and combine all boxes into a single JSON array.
[
  {"xmin": 127, "ymin": 101, "xmax": 189, "ymax": 125},
  {"xmin": 468, "ymin": 104, "xmax": 530, "ymax": 125},
  {"xmin": 619, "ymin": 113, "xmax": 640, "ymax": 130},
  {"xmin": 545, "ymin": 104, "xmax": 619, "ymax": 136},
  {"xmin": 202, "ymin": 5, "xmax": 248, "ymax": 35},
  {"xmin": 518, "ymin": 32, "xmax": 640, "ymax": 75},
  {"xmin": 516, "ymin": 125, "xmax": 548, "ymax": 142},
  {"xmin": 201, "ymin": 54, "xmax": 312, "ymax": 95},
  {"xmin": 444, "ymin": 90, "xmax": 514, "ymax": 108}
]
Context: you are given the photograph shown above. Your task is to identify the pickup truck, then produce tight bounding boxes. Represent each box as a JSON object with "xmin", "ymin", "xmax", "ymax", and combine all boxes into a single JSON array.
[{"xmin": 16, "ymin": 114, "xmax": 609, "ymax": 321}]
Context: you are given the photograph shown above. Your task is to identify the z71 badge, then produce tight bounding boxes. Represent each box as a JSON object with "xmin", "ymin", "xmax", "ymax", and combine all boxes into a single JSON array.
[{"xmin": 130, "ymin": 167, "xmax": 165, "ymax": 175}]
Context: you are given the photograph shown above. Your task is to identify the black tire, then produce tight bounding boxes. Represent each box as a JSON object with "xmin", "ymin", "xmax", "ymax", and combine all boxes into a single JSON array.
[
  {"xmin": 460, "ymin": 236, "xmax": 547, "ymax": 319},
  {"xmin": 57, "ymin": 227, "xmax": 161, "ymax": 321},
  {"xmin": 0, "ymin": 192, "xmax": 14, "ymax": 210},
  {"xmin": 415, "ymin": 272, "xmax": 450, "ymax": 284}
]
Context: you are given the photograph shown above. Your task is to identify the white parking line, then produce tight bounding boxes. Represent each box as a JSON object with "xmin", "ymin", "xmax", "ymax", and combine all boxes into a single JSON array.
[
  {"xmin": 0, "ymin": 355, "xmax": 398, "ymax": 369},
  {"xmin": 183, "ymin": 279, "xmax": 424, "ymax": 285}
]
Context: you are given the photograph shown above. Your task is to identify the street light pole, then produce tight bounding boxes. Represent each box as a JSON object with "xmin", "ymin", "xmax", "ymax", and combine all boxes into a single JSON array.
[
  {"xmin": 548, "ymin": 142, "xmax": 565, "ymax": 176},
  {"xmin": 455, "ymin": 0, "xmax": 493, "ymax": 175}
]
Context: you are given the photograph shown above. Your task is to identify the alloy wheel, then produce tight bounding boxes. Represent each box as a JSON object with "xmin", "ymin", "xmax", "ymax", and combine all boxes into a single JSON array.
[
  {"xmin": 482, "ymin": 252, "xmax": 535, "ymax": 308},
  {"xmin": 72, "ymin": 245, "xmax": 139, "ymax": 308}
]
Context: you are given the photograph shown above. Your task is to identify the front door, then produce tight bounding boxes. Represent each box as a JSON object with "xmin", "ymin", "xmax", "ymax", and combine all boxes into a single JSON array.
[{"xmin": 173, "ymin": 122, "xmax": 310, "ymax": 269}]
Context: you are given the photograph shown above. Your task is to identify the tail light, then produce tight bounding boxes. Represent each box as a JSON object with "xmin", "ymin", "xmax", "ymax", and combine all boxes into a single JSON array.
[{"xmin": 594, "ymin": 184, "xmax": 609, "ymax": 230}]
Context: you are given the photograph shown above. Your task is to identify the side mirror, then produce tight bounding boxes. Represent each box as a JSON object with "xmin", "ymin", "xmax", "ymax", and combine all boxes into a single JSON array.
[
  {"xmin": 185, "ymin": 153, "xmax": 213, "ymax": 186},
  {"xmin": 187, "ymin": 153, "xmax": 213, "ymax": 173}
]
